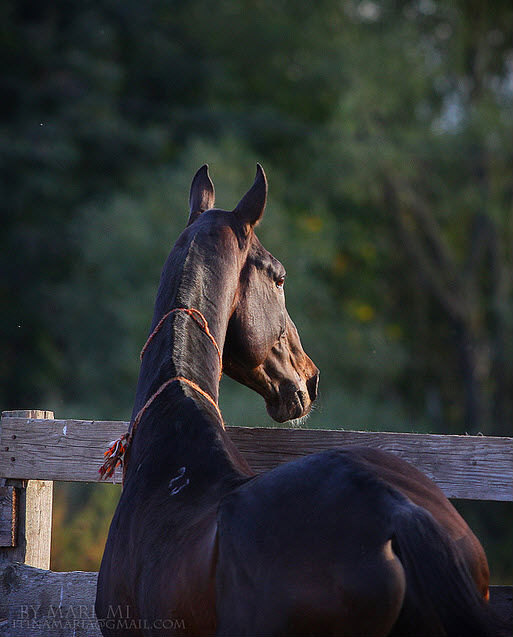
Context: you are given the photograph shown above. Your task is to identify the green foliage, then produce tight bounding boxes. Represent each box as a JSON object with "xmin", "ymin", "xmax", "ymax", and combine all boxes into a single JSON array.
[
  {"xmin": 52, "ymin": 483, "xmax": 121, "ymax": 572},
  {"xmin": 2, "ymin": 0, "xmax": 511, "ymax": 579}
]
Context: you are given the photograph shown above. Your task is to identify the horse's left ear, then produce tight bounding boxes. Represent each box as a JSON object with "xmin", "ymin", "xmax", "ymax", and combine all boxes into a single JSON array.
[
  {"xmin": 233, "ymin": 164, "xmax": 267, "ymax": 230},
  {"xmin": 188, "ymin": 164, "xmax": 215, "ymax": 226}
]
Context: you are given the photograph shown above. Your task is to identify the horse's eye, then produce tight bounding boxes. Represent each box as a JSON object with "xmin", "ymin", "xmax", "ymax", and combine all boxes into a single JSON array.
[{"xmin": 276, "ymin": 276, "xmax": 285, "ymax": 289}]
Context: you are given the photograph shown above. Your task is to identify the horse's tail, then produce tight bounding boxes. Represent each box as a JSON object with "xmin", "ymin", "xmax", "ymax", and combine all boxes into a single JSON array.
[{"xmin": 391, "ymin": 503, "xmax": 507, "ymax": 637}]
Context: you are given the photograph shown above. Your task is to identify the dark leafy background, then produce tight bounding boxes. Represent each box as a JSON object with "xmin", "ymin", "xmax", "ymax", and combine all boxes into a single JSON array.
[{"xmin": 1, "ymin": 0, "xmax": 511, "ymax": 579}]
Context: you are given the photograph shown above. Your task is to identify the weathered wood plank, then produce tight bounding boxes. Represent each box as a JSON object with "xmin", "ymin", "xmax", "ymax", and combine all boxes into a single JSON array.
[
  {"xmin": 0, "ymin": 412, "xmax": 54, "ymax": 571},
  {"xmin": 229, "ymin": 427, "xmax": 513, "ymax": 501},
  {"xmin": 0, "ymin": 481, "xmax": 53, "ymax": 570},
  {"xmin": 0, "ymin": 417, "xmax": 128, "ymax": 485},
  {"xmin": 0, "ymin": 564, "xmax": 510, "ymax": 637},
  {"xmin": 1, "ymin": 417, "xmax": 512, "ymax": 500},
  {"xmin": 0, "ymin": 563, "xmax": 100, "ymax": 637},
  {"xmin": 0, "ymin": 487, "xmax": 17, "ymax": 547},
  {"xmin": 22, "ymin": 480, "xmax": 53, "ymax": 570}
]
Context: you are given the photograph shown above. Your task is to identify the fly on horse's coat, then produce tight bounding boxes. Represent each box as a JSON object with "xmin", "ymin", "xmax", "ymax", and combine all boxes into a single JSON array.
[{"xmin": 96, "ymin": 165, "xmax": 505, "ymax": 636}]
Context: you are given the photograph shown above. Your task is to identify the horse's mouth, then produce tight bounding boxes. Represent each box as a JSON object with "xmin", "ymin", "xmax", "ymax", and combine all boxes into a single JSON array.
[
  {"xmin": 266, "ymin": 386, "xmax": 314, "ymax": 423},
  {"xmin": 265, "ymin": 370, "xmax": 319, "ymax": 423}
]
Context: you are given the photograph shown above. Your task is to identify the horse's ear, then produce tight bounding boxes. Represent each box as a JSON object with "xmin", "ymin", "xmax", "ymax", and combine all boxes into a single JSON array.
[
  {"xmin": 233, "ymin": 164, "xmax": 267, "ymax": 230},
  {"xmin": 188, "ymin": 164, "xmax": 215, "ymax": 226}
]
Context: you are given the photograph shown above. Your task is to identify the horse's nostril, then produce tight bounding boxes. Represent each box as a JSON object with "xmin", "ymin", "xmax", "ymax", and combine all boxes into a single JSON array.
[{"xmin": 306, "ymin": 372, "xmax": 319, "ymax": 402}]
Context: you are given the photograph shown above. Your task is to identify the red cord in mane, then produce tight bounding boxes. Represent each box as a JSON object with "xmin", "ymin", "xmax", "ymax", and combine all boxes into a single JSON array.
[
  {"xmin": 99, "ymin": 308, "xmax": 223, "ymax": 480},
  {"xmin": 140, "ymin": 307, "xmax": 222, "ymax": 379}
]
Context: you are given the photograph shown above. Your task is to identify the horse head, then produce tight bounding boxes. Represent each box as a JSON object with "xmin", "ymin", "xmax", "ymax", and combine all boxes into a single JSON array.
[{"xmin": 188, "ymin": 164, "xmax": 319, "ymax": 423}]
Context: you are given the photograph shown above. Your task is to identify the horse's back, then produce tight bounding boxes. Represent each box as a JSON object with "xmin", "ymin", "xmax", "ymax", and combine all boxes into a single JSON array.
[{"xmin": 215, "ymin": 449, "xmax": 407, "ymax": 637}]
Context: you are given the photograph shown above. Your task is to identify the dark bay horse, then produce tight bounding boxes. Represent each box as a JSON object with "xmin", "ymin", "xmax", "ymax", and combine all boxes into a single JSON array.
[{"xmin": 96, "ymin": 165, "xmax": 502, "ymax": 636}]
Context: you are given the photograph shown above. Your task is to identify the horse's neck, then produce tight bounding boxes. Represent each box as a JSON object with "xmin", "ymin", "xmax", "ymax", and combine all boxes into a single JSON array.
[
  {"xmin": 130, "ymin": 229, "xmax": 238, "ymax": 434},
  {"xmin": 125, "ymin": 230, "xmax": 253, "ymax": 483},
  {"xmin": 136, "ymin": 254, "xmax": 234, "ymax": 407}
]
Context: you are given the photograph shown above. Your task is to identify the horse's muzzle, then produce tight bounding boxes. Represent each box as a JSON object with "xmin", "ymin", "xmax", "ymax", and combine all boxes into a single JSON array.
[{"xmin": 267, "ymin": 369, "xmax": 319, "ymax": 423}]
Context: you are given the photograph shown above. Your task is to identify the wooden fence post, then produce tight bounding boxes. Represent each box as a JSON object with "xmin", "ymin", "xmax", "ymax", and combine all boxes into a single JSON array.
[{"xmin": 0, "ymin": 410, "xmax": 54, "ymax": 570}]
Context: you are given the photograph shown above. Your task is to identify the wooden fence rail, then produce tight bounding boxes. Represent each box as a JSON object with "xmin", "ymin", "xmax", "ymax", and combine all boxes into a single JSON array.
[
  {"xmin": 1, "ymin": 410, "xmax": 512, "ymax": 637},
  {"xmin": 1, "ymin": 416, "xmax": 512, "ymax": 499}
]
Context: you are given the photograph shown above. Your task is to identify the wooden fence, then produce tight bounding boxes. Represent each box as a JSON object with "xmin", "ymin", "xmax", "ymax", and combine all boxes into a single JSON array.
[{"xmin": 0, "ymin": 409, "xmax": 511, "ymax": 636}]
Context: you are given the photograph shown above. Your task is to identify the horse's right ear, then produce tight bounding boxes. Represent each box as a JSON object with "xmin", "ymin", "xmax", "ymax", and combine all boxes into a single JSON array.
[
  {"xmin": 233, "ymin": 164, "xmax": 267, "ymax": 231},
  {"xmin": 188, "ymin": 165, "xmax": 215, "ymax": 226}
]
